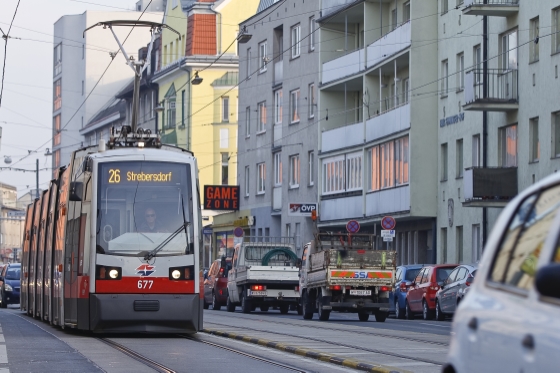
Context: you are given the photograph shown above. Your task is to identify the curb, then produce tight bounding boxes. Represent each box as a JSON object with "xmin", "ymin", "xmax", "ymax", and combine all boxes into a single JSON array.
[{"xmin": 202, "ymin": 328, "xmax": 410, "ymax": 373}]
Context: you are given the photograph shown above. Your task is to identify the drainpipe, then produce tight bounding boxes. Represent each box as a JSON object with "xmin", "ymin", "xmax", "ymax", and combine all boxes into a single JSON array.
[
  {"xmin": 179, "ymin": 64, "xmax": 191, "ymax": 149},
  {"xmin": 482, "ymin": 11, "xmax": 488, "ymax": 248}
]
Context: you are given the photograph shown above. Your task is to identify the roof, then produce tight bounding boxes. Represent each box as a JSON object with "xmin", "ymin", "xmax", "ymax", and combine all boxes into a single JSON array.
[
  {"xmin": 82, "ymin": 99, "xmax": 126, "ymax": 132},
  {"xmin": 211, "ymin": 71, "xmax": 238, "ymax": 87},
  {"xmin": 257, "ymin": 0, "xmax": 277, "ymax": 13}
]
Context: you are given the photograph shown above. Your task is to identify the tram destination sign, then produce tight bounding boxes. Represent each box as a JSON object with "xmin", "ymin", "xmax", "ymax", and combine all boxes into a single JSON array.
[
  {"xmin": 101, "ymin": 162, "xmax": 188, "ymax": 185},
  {"xmin": 204, "ymin": 185, "xmax": 240, "ymax": 211}
]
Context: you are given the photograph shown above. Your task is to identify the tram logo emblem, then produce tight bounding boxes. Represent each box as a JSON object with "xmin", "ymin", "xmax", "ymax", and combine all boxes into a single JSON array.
[{"xmin": 136, "ymin": 264, "xmax": 156, "ymax": 277}]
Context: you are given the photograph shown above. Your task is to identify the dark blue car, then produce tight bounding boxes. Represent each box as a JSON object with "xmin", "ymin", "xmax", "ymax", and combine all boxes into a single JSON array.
[
  {"xmin": 389, "ymin": 265, "xmax": 423, "ymax": 319},
  {"xmin": 0, "ymin": 263, "xmax": 20, "ymax": 308}
]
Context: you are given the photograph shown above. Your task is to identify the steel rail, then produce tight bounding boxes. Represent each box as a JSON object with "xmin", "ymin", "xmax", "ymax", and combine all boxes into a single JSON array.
[{"xmin": 97, "ymin": 338, "xmax": 176, "ymax": 373}]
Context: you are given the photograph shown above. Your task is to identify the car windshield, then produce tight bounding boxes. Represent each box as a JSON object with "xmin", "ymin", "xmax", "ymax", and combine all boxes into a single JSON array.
[
  {"xmin": 405, "ymin": 268, "xmax": 421, "ymax": 281},
  {"xmin": 96, "ymin": 161, "xmax": 194, "ymax": 257},
  {"xmin": 436, "ymin": 268, "xmax": 455, "ymax": 282},
  {"xmin": 5, "ymin": 268, "xmax": 20, "ymax": 280}
]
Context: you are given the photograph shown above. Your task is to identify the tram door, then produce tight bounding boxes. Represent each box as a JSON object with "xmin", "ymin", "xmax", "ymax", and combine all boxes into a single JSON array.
[{"xmin": 64, "ymin": 206, "xmax": 80, "ymax": 326}]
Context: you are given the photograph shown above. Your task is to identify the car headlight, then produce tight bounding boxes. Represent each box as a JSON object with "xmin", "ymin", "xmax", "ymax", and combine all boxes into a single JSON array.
[{"xmin": 5, "ymin": 284, "xmax": 13, "ymax": 291}]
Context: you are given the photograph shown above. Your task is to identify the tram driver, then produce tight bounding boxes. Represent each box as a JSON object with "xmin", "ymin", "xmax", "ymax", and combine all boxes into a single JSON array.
[{"xmin": 138, "ymin": 207, "xmax": 168, "ymax": 233}]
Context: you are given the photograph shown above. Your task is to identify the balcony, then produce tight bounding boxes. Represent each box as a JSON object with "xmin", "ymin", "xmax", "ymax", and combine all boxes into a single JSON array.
[
  {"xmin": 463, "ymin": 167, "xmax": 518, "ymax": 207},
  {"xmin": 321, "ymin": 121, "xmax": 364, "ymax": 153},
  {"xmin": 366, "ymin": 103, "xmax": 410, "ymax": 143},
  {"xmin": 366, "ymin": 185, "xmax": 410, "ymax": 217},
  {"xmin": 273, "ymin": 124, "xmax": 282, "ymax": 147},
  {"xmin": 320, "ymin": 194, "xmax": 362, "ymax": 221},
  {"xmin": 367, "ymin": 21, "xmax": 411, "ymax": 69},
  {"xmin": 273, "ymin": 186, "xmax": 282, "ymax": 211},
  {"xmin": 274, "ymin": 61, "xmax": 283, "ymax": 86},
  {"xmin": 463, "ymin": 0, "xmax": 519, "ymax": 17},
  {"xmin": 464, "ymin": 69, "xmax": 518, "ymax": 112},
  {"xmin": 322, "ymin": 48, "xmax": 365, "ymax": 85}
]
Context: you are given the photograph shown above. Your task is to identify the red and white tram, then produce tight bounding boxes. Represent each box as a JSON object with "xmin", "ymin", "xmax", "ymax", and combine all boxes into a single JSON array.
[{"xmin": 21, "ymin": 132, "xmax": 203, "ymax": 333}]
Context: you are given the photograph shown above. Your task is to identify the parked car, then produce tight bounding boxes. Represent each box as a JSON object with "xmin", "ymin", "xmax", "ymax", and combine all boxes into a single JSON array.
[
  {"xmin": 389, "ymin": 265, "xmax": 423, "ymax": 319},
  {"xmin": 434, "ymin": 264, "xmax": 477, "ymax": 320},
  {"xmin": 203, "ymin": 257, "xmax": 231, "ymax": 310},
  {"xmin": 405, "ymin": 264, "xmax": 458, "ymax": 320},
  {"xmin": 0, "ymin": 263, "xmax": 21, "ymax": 308},
  {"xmin": 444, "ymin": 173, "xmax": 560, "ymax": 373}
]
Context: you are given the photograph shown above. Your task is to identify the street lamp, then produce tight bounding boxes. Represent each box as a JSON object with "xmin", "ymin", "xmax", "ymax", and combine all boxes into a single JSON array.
[
  {"xmin": 191, "ymin": 72, "xmax": 203, "ymax": 85},
  {"xmin": 237, "ymin": 26, "xmax": 252, "ymax": 44}
]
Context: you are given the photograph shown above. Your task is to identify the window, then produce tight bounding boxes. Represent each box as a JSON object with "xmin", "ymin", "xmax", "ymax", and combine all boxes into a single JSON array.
[
  {"xmin": 395, "ymin": 136, "xmax": 409, "ymax": 185},
  {"xmin": 501, "ymin": 29, "xmax": 518, "ymax": 71},
  {"xmin": 380, "ymin": 141, "xmax": 395, "ymax": 188},
  {"xmin": 220, "ymin": 128, "xmax": 228, "ymax": 148},
  {"xmin": 308, "ymin": 83, "xmax": 315, "ymax": 118},
  {"xmin": 291, "ymin": 24, "xmax": 301, "ymax": 58},
  {"xmin": 489, "ymin": 185, "xmax": 560, "ymax": 292},
  {"xmin": 403, "ymin": 2, "xmax": 410, "ymax": 22},
  {"xmin": 309, "ymin": 17, "xmax": 315, "ymax": 51},
  {"xmin": 391, "ymin": 9, "xmax": 397, "ymax": 30},
  {"xmin": 472, "ymin": 224, "xmax": 481, "ymax": 262},
  {"xmin": 322, "ymin": 155, "xmax": 345, "ymax": 195},
  {"xmin": 246, "ymin": 48, "xmax": 251, "ymax": 79},
  {"xmin": 258, "ymin": 101, "xmax": 267, "ymax": 132},
  {"xmin": 530, "ymin": 117, "xmax": 539, "ymax": 162},
  {"xmin": 274, "ymin": 152, "xmax": 282, "ymax": 186},
  {"xmin": 81, "ymin": 80, "xmax": 84, "ymax": 96},
  {"xmin": 274, "ymin": 90, "xmax": 283, "ymax": 124},
  {"xmin": 53, "ymin": 115, "xmax": 61, "ymax": 146},
  {"xmin": 456, "ymin": 139, "xmax": 464, "ymax": 178},
  {"xmin": 403, "ymin": 78, "xmax": 409, "ymax": 104},
  {"xmin": 368, "ymin": 136, "xmax": 408, "ymax": 191},
  {"xmin": 53, "ymin": 43, "xmax": 62, "ymax": 76},
  {"xmin": 289, "ymin": 154, "xmax": 300, "ymax": 188},
  {"xmin": 553, "ymin": 7, "xmax": 560, "ymax": 54},
  {"xmin": 441, "ymin": 60, "xmax": 448, "ymax": 96},
  {"xmin": 245, "ymin": 166, "xmax": 250, "ymax": 197},
  {"xmin": 456, "ymin": 226, "xmax": 463, "ymax": 263},
  {"xmin": 221, "ymin": 97, "xmax": 229, "ymax": 122},
  {"xmin": 54, "ymin": 149, "xmax": 61, "ymax": 168},
  {"xmin": 457, "ymin": 53, "xmax": 464, "ymax": 90},
  {"xmin": 257, "ymin": 163, "xmax": 266, "ymax": 194},
  {"xmin": 53, "ymin": 79, "xmax": 61, "ymax": 111},
  {"xmin": 259, "ymin": 41, "xmax": 267, "ymax": 72},
  {"xmin": 308, "ymin": 151, "xmax": 314, "ymax": 186},
  {"xmin": 245, "ymin": 107, "xmax": 251, "ymax": 137},
  {"xmin": 553, "ymin": 112, "xmax": 560, "ymax": 157},
  {"xmin": 167, "ymin": 99, "xmax": 176, "ymax": 129},
  {"xmin": 530, "ymin": 17, "xmax": 539, "ymax": 63},
  {"xmin": 170, "ymin": 41, "xmax": 174, "ymax": 62},
  {"xmin": 472, "ymin": 134, "xmax": 480, "ymax": 167},
  {"xmin": 474, "ymin": 44, "xmax": 482, "ymax": 84},
  {"xmin": 441, "ymin": 0, "xmax": 448, "ymax": 14},
  {"xmin": 346, "ymin": 152, "xmax": 362, "ymax": 191},
  {"xmin": 441, "ymin": 228, "xmax": 448, "ymax": 263},
  {"xmin": 290, "ymin": 89, "xmax": 300, "ymax": 123},
  {"xmin": 221, "ymin": 153, "xmax": 229, "ymax": 185},
  {"xmin": 441, "ymin": 143, "xmax": 448, "ymax": 181},
  {"xmin": 369, "ymin": 146, "xmax": 380, "ymax": 191},
  {"xmin": 499, "ymin": 124, "xmax": 517, "ymax": 167}
]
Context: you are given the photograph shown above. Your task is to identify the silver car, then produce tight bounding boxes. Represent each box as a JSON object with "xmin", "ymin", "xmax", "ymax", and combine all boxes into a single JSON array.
[{"xmin": 435, "ymin": 264, "xmax": 477, "ymax": 320}]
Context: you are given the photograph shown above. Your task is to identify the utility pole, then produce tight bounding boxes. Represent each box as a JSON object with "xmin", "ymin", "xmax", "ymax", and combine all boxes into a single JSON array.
[{"xmin": 36, "ymin": 159, "xmax": 39, "ymax": 199}]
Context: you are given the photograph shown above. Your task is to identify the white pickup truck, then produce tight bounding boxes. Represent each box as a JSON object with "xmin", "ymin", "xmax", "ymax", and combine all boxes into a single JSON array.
[{"xmin": 226, "ymin": 238, "xmax": 301, "ymax": 314}]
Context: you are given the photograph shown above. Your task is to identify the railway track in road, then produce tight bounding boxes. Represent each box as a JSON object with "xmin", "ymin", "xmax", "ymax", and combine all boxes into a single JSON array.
[
  {"xmin": 205, "ymin": 320, "xmax": 445, "ymax": 367},
  {"xmin": 98, "ymin": 338, "xmax": 177, "ymax": 373}
]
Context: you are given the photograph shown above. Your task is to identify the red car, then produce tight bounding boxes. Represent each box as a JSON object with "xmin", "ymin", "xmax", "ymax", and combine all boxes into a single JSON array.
[
  {"xmin": 405, "ymin": 264, "xmax": 457, "ymax": 320},
  {"xmin": 203, "ymin": 258, "xmax": 231, "ymax": 310}
]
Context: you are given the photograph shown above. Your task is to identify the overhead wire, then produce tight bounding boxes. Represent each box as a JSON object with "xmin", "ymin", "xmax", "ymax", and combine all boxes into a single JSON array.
[{"xmin": 0, "ymin": 0, "xmax": 21, "ymax": 108}]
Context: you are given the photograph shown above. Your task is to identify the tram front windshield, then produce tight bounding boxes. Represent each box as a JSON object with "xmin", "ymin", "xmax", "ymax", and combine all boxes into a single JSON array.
[{"xmin": 96, "ymin": 161, "xmax": 194, "ymax": 257}]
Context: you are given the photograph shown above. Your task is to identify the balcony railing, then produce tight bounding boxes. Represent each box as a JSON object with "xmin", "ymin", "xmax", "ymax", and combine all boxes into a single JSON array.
[
  {"xmin": 366, "ymin": 103, "xmax": 410, "ymax": 143},
  {"xmin": 274, "ymin": 61, "xmax": 283, "ymax": 85},
  {"xmin": 463, "ymin": 0, "xmax": 519, "ymax": 17},
  {"xmin": 321, "ymin": 121, "xmax": 364, "ymax": 153},
  {"xmin": 463, "ymin": 167, "xmax": 518, "ymax": 207},
  {"xmin": 322, "ymin": 48, "xmax": 365, "ymax": 85},
  {"xmin": 367, "ymin": 21, "xmax": 411, "ymax": 68},
  {"xmin": 464, "ymin": 69, "xmax": 518, "ymax": 111}
]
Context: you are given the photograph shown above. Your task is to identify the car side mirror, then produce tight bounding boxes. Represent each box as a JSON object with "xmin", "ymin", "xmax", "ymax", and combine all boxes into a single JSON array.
[{"xmin": 536, "ymin": 263, "xmax": 560, "ymax": 299}]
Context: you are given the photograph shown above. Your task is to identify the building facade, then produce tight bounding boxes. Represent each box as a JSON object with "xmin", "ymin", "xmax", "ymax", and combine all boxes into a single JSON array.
[
  {"xmin": 236, "ymin": 0, "xmax": 321, "ymax": 256},
  {"xmin": 0, "ymin": 183, "xmax": 25, "ymax": 263},
  {"xmin": 438, "ymin": 0, "xmax": 560, "ymax": 263}
]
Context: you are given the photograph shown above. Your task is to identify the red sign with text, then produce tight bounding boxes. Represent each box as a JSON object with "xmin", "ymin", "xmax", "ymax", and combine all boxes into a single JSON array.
[{"xmin": 204, "ymin": 185, "xmax": 240, "ymax": 211}]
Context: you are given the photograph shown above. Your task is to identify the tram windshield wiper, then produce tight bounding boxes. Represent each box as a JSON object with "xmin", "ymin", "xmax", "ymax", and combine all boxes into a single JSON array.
[{"xmin": 144, "ymin": 222, "xmax": 190, "ymax": 261}]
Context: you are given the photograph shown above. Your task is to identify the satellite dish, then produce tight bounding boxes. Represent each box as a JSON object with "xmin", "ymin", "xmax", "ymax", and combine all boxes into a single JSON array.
[{"xmin": 4, "ymin": 156, "xmax": 12, "ymax": 164}]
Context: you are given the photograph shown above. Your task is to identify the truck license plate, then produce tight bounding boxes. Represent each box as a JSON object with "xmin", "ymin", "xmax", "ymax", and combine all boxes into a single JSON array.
[
  {"xmin": 350, "ymin": 290, "xmax": 372, "ymax": 296},
  {"xmin": 250, "ymin": 291, "xmax": 267, "ymax": 296}
]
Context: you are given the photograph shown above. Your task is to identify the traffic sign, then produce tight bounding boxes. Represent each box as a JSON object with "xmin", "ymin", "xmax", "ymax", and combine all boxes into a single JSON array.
[
  {"xmin": 233, "ymin": 227, "xmax": 244, "ymax": 237},
  {"xmin": 381, "ymin": 230, "xmax": 395, "ymax": 238},
  {"xmin": 383, "ymin": 236, "xmax": 393, "ymax": 242},
  {"xmin": 381, "ymin": 216, "xmax": 396, "ymax": 230},
  {"xmin": 346, "ymin": 220, "xmax": 360, "ymax": 233}
]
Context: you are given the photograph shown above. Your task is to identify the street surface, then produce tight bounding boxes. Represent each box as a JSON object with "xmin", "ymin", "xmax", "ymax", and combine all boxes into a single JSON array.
[{"xmin": 0, "ymin": 305, "xmax": 450, "ymax": 372}]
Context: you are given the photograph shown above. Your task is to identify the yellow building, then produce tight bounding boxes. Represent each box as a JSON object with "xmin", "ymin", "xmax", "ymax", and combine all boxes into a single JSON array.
[{"xmin": 153, "ymin": 0, "xmax": 259, "ymax": 221}]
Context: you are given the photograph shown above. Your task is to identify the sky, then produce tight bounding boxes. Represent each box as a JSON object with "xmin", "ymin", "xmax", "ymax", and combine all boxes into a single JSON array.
[{"xmin": 0, "ymin": 0, "xmax": 140, "ymax": 200}]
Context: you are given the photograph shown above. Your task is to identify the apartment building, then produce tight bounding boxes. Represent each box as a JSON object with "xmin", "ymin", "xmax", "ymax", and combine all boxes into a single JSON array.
[
  {"xmin": 52, "ymin": 7, "xmax": 163, "ymax": 170},
  {"xmin": 234, "ymin": 0, "xmax": 321, "ymax": 255},
  {"xmin": 0, "ymin": 182, "xmax": 24, "ymax": 263},
  {"xmin": 438, "ymin": 0, "xmax": 560, "ymax": 263},
  {"xmin": 314, "ymin": 0, "xmax": 439, "ymax": 264}
]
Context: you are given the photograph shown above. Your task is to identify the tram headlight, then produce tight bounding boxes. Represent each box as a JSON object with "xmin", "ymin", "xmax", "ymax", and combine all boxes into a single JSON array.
[
  {"xmin": 169, "ymin": 265, "xmax": 195, "ymax": 280},
  {"xmin": 109, "ymin": 269, "xmax": 119, "ymax": 279},
  {"xmin": 171, "ymin": 270, "xmax": 181, "ymax": 279},
  {"xmin": 96, "ymin": 265, "xmax": 122, "ymax": 280}
]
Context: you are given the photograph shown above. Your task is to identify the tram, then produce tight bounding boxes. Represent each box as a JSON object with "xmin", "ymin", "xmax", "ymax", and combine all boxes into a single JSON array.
[{"xmin": 21, "ymin": 129, "xmax": 203, "ymax": 333}]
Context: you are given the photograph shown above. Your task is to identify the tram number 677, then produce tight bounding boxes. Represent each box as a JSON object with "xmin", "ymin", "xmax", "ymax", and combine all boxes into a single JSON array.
[{"xmin": 138, "ymin": 280, "xmax": 154, "ymax": 289}]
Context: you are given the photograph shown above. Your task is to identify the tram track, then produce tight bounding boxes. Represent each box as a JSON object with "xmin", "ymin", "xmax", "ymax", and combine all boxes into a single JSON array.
[
  {"xmin": 98, "ymin": 338, "xmax": 177, "ymax": 373},
  {"xmin": 204, "ymin": 320, "xmax": 445, "ymax": 367}
]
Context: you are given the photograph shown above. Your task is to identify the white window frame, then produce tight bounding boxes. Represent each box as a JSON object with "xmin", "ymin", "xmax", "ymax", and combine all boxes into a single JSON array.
[
  {"xmin": 289, "ymin": 154, "xmax": 300, "ymax": 188},
  {"xmin": 308, "ymin": 151, "xmax": 314, "ymax": 186},
  {"xmin": 530, "ymin": 17, "xmax": 539, "ymax": 63},
  {"xmin": 257, "ymin": 163, "xmax": 266, "ymax": 194},
  {"xmin": 290, "ymin": 89, "xmax": 300, "ymax": 123},
  {"xmin": 456, "ymin": 139, "xmax": 464, "ymax": 178},
  {"xmin": 291, "ymin": 24, "xmax": 301, "ymax": 58},
  {"xmin": 219, "ymin": 128, "xmax": 228, "ymax": 148},
  {"xmin": 441, "ymin": 59, "xmax": 448, "ymax": 96},
  {"xmin": 259, "ymin": 41, "xmax": 267, "ymax": 72},
  {"xmin": 474, "ymin": 44, "xmax": 482, "ymax": 84},
  {"xmin": 346, "ymin": 151, "xmax": 363, "ymax": 192},
  {"xmin": 54, "ymin": 43, "xmax": 62, "ymax": 76},
  {"xmin": 457, "ymin": 53, "xmax": 464, "ymax": 91},
  {"xmin": 472, "ymin": 134, "xmax": 480, "ymax": 167},
  {"xmin": 274, "ymin": 90, "xmax": 283, "ymax": 125},
  {"xmin": 309, "ymin": 17, "xmax": 315, "ymax": 51},
  {"xmin": 530, "ymin": 117, "xmax": 539, "ymax": 162},
  {"xmin": 308, "ymin": 83, "xmax": 315, "ymax": 118},
  {"xmin": 258, "ymin": 101, "xmax": 266, "ymax": 132},
  {"xmin": 245, "ymin": 166, "xmax": 250, "ymax": 197},
  {"xmin": 247, "ymin": 48, "xmax": 251, "ymax": 79},
  {"xmin": 222, "ymin": 96, "xmax": 229, "ymax": 122},
  {"xmin": 245, "ymin": 106, "xmax": 251, "ymax": 137},
  {"xmin": 322, "ymin": 155, "xmax": 345, "ymax": 195},
  {"xmin": 274, "ymin": 152, "xmax": 282, "ymax": 186},
  {"xmin": 553, "ymin": 7, "xmax": 560, "ymax": 55},
  {"xmin": 499, "ymin": 124, "xmax": 518, "ymax": 167},
  {"xmin": 501, "ymin": 29, "xmax": 518, "ymax": 71}
]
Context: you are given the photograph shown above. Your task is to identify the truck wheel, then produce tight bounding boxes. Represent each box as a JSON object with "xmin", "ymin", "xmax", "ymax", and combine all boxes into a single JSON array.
[
  {"xmin": 302, "ymin": 291, "xmax": 313, "ymax": 320},
  {"xmin": 358, "ymin": 312, "xmax": 370, "ymax": 322},
  {"xmin": 260, "ymin": 305, "xmax": 269, "ymax": 312},
  {"xmin": 226, "ymin": 295, "xmax": 236, "ymax": 312},
  {"xmin": 318, "ymin": 297, "xmax": 330, "ymax": 321},
  {"xmin": 241, "ymin": 293, "xmax": 252, "ymax": 314},
  {"xmin": 374, "ymin": 310, "xmax": 388, "ymax": 322},
  {"xmin": 279, "ymin": 304, "xmax": 289, "ymax": 314}
]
